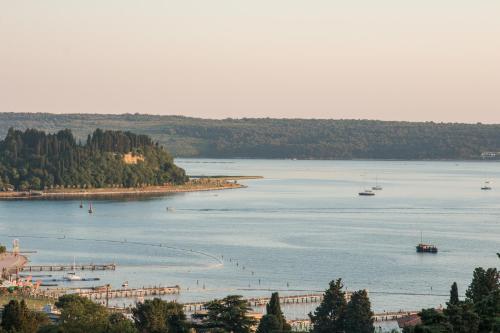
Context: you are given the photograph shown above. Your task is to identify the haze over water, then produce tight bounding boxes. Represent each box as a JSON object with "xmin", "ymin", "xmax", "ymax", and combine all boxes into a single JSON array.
[{"xmin": 1, "ymin": 159, "xmax": 499, "ymax": 316}]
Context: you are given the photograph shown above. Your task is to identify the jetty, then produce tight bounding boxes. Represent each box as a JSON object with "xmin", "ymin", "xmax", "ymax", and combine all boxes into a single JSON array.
[
  {"xmin": 184, "ymin": 293, "xmax": 351, "ymax": 312},
  {"xmin": 36, "ymin": 285, "xmax": 180, "ymax": 300},
  {"xmin": 20, "ymin": 263, "xmax": 116, "ymax": 272},
  {"xmin": 289, "ymin": 310, "xmax": 420, "ymax": 330}
]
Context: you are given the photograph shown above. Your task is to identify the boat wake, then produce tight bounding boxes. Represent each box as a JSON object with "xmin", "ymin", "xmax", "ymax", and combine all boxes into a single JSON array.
[{"xmin": 8, "ymin": 234, "xmax": 224, "ymax": 268}]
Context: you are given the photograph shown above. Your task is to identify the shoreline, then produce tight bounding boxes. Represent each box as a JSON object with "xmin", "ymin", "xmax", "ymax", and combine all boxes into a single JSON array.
[{"xmin": 0, "ymin": 177, "xmax": 258, "ymax": 200}]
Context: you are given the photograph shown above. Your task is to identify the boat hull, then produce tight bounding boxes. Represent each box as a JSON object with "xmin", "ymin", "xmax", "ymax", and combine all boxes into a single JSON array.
[{"xmin": 416, "ymin": 245, "xmax": 438, "ymax": 253}]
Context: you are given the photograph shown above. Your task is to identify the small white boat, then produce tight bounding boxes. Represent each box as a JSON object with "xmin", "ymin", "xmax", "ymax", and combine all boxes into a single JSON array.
[
  {"xmin": 481, "ymin": 181, "xmax": 492, "ymax": 190},
  {"xmin": 359, "ymin": 189, "xmax": 375, "ymax": 196},
  {"xmin": 122, "ymin": 281, "xmax": 129, "ymax": 288},
  {"xmin": 63, "ymin": 272, "xmax": 82, "ymax": 281},
  {"xmin": 64, "ymin": 257, "xmax": 82, "ymax": 281}
]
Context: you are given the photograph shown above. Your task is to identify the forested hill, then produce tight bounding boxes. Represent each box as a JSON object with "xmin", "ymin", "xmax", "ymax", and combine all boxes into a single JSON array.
[
  {"xmin": 1, "ymin": 113, "xmax": 500, "ymax": 160},
  {"xmin": 0, "ymin": 128, "xmax": 187, "ymax": 191}
]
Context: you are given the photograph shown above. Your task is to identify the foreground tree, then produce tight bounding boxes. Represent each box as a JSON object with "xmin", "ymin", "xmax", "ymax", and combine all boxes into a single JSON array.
[
  {"xmin": 309, "ymin": 279, "xmax": 347, "ymax": 333},
  {"xmin": 0, "ymin": 299, "xmax": 49, "ymax": 333},
  {"xmin": 406, "ymin": 265, "xmax": 499, "ymax": 333},
  {"xmin": 344, "ymin": 289, "xmax": 374, "ymax": 333},
  {"xmin": 107, "ymin": 312, "xmax": 138, "ymax": 333},
  {"xmin": 404, "ymin": 308, "xmax": 451, "ymax": 333},
  {"xmin": 474, "ymin": 289, "xmax": 500, "ymax": 333},
  {"xmin": 256, "ymin": 314, "xmax": 281, "ymax": 333},
  {"xmin": 449, "ymin": 282, "xmax": 459, "ymax": 306},
  {"xmin": 56, "ymin": 294, "xmax": 110, "ymax": 333},
  {"xmin": 465, "ymin": 267, "xmax": 499, "ymax": 304},
  {"xmin": 443, "ymin": 282, "xmax": 480, "ymax": 333},
  {"xmin": 133, "ymin": 298, "xmax": 188, "ymax": 333},
  {"xmin": 204, "ymin": 295, "xmax": 257, "ymax": 333}
]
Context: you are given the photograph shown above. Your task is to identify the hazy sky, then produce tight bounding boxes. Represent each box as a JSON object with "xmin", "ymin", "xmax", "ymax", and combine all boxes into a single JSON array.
[{"xmin": 1, "ymin": 1, "xmax": 499, "ymax": 122}]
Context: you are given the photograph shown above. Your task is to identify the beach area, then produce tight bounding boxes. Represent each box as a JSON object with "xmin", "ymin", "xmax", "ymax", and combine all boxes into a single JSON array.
[{"xmin": 0, "ymin": 177, "xmax": 261, "ymax": 200}]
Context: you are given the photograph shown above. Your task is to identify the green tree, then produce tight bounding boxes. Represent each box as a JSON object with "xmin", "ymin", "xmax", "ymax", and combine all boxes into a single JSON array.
[
  {"xmin": 132, "ymin": 298, "xmax": 188, "ymax": 333},
  {"xmin": 344, "ymin": 289, "xmax": 374, "ymax": 333},
  {"xmin": 449, "ymin": 282, "xmax": 460, "ymax": 306},
  {"xmin": 256, "ymin": 314, "xmax": 281, "ymax": 333},
  {"xmin": 260, "ymin": 292, "xmax": 290, "ymax": 332},
  {"xmin": 107, "ymin": 312, "xmax": 138, "ymax": 333},
  {"xmin": 0, "ymin": 128, "xmax": 187, "ymax": 191},
  {"xmin": 55, "ymin": 294, "xmax": 109, "ymax": 333},
  {"xmin": 204, "ymin": 295, "xmax": 257, "ymax": 333},
  {"xmin": 309, "ymin": 279, "xmax": 347, "ymax": 333},
  {"xmin": 405, "ymin": 308, "xmax": 451, "ymax": 333},
  {"xmin": 474, "ymin": 289, "xmax": 500, "ymax": 333},
  {"xmin": 0, "ymin": 244, "xmax": 6, "ymax": 254},
  {"xmin": 444, "ymin": 302, "xmax": 479, "ymax": 333},
  {"xmin": 0, "ymin": 299, "xmax": 49, "ymax": 333},
  {"xmin": 466, "ymin": 267, "xmax": 500, "ymax": 304}
]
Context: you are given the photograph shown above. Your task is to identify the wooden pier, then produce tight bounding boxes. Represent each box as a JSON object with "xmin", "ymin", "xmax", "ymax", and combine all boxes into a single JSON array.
[
  {"xmin": 289, "ymin": 310, "xmax": 419, "ymax": 330},
  {"xmin": 20, "ymin": 263, "xmax": 116, "ymax": 272},
  {"xmin": 36, "ymin": 285, "xmax": 180, "ymax": 300},
  {"xmin": 183, "ymin": 292, "xmax": 352, "ymax": 312},
  {"xmin": 78, "ymin": 286, "xmax": 180, "ymax": 300}
]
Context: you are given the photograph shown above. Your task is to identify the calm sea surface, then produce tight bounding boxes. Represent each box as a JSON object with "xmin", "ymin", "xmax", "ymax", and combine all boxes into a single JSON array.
[{"xmin": 1, "ymin": 159, "xmax": 499, "ymax": 316}]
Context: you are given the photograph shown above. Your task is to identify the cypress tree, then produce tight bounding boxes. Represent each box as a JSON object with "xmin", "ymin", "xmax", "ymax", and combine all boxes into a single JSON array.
[
  {"xmin": 256, "ymin": 314, "xmax": 281, "ymax": 333},
  {"xmin": 309, "ymin": 279, "xmax": 347, "ymax": 333},
  {"xmin": 344, "ymin": 290, "xmax": 374, "ymax": 333},
  {"xmin": 449, "ymin": 282, "xmax": 460, "ymax": 305},
  {"xmin": 265, "ymin": 292, "xmax": 291, "ymax": 332}
]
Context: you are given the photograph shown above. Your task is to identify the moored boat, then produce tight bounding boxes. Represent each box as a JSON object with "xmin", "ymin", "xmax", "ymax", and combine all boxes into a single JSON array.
[
  {"xmin": 359, "ymin": 190, "xmax": 375, "ymax": 196},
  {"xmin": 481, "ymin": 181, "xmax": 492, "ymax": 190},
  {"xmin": 372, "ymin": 176, "xmax": 383, "ymax": 191},
  {"xmin": 416, "ymin": 243, "xmax": 438, "ymax": 253},
  {"xmin": 416, "ymin": 232, "xmax": 438, "ymax": 253}
]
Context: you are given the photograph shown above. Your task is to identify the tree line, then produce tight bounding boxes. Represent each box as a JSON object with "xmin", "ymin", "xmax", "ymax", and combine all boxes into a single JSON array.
[
  {"xmin": 0, "ymin": 128, "xmax": 187, "ymax": 191},
  {"xmin": 405, "ymin": 266, "xmax": 500, "ymax": 333},
  {"xmin": 0, "ymin": 264, "xmax": 498, "ymax": 333},
  {"xmin": 1, "ymin": 113, "xmax": 500, "ymax": 159},
  {"xmin": 0, "ymin": 282, "xmax": 372, "ymax": 333}
]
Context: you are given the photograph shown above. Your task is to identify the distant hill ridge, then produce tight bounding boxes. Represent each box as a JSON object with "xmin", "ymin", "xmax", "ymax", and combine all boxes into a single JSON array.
[{"xmin": 1, "ymin": 112, "xmax": 500, "ymax": 160}]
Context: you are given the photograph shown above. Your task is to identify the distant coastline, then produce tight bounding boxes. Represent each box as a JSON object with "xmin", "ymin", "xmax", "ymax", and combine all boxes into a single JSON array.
[
  {"xmin": 0, "ymin": 177, "xmax": 261, "ymax": 200},
  {"xmin": 2, "ymin": 113, "xmax": 500, "ymax": 160}
]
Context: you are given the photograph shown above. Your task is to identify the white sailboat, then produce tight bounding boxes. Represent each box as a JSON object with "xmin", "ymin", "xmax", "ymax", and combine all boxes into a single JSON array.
[
  {"xmin": 358, "ymin": 173, "xmax": 375, "ymax": 196},
  {"xmin": 372, "ymin": 176, "xmax": 383, "ymax": 191},
  {"xmin": 63, "ymin": 257, "xmax": 82, "ymax": 281}
]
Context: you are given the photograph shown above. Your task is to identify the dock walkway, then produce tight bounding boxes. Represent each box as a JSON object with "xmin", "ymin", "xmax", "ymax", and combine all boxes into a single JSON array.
[
  {"xmin": 21, "ymin": 263, "xmax": 116, "ymax": 272},
  {"xmin": 36, "ymin": 285, "xmax": 180, "ymax": 300}
]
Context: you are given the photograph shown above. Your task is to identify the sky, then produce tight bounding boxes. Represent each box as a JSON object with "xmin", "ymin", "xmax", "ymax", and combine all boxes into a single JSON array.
[{"xmin": 1, "ymin": 1, "xmax": 499, "ymax": 123}]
